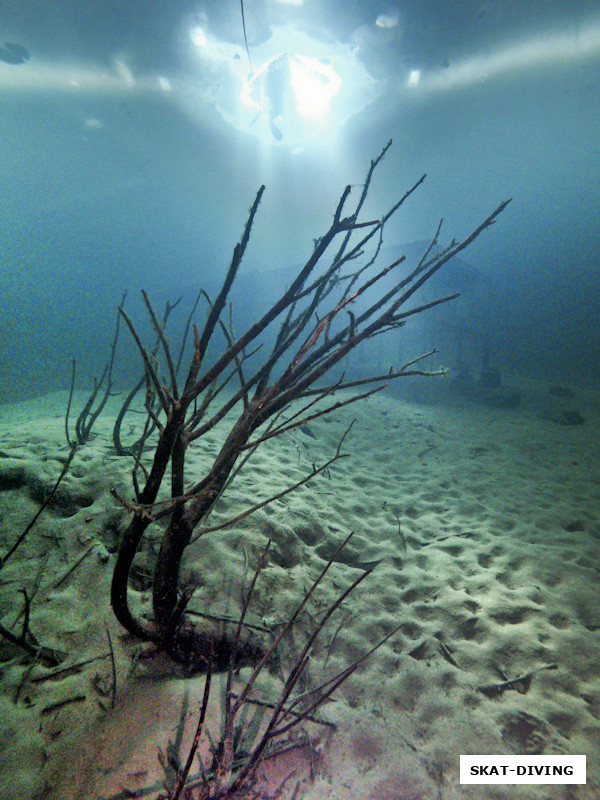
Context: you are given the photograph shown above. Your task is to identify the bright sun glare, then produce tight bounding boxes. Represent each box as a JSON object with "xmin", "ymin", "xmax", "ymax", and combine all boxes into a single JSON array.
[
  {"xmin": 239, "ymin": 52, "xmax": 342, "ymax": 138},
  {"xmin": 288, "ymin": 55, "xmax": 342, "ymax": 118},
  {"xmin": 186, "ymin": 24, "xmax": 378, "ymax": 148}
]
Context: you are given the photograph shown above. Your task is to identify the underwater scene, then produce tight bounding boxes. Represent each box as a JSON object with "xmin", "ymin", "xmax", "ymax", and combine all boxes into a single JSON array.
[{"xmin": 1, "ymin": 2, "xmax": 599, "ymax": 798}]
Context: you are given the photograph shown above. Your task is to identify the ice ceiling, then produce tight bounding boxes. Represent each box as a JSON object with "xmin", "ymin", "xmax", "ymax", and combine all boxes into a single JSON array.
[
  {"xmin": 179, "ymin": 1, "xmax": 600, "ymax": 148},
  {"xmin": 3, "ymin": 0, "xmax": 600, "ymax": 151}
]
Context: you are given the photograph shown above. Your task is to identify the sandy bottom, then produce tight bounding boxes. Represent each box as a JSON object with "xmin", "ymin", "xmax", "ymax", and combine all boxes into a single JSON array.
[{"xmin": 0, "ymin": 377, "xmax": 599, "ymax": 800}]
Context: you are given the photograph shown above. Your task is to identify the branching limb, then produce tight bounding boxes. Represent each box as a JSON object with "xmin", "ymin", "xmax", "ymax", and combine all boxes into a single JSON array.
[
  {"xmin": 73, "ymin": 291, "xmax": 126, "ymax": 444},
  {"xmin": 141, "ymin": 289, "xmax": 179, "ymax": 399},
  {"xmin": 184, "ymin": 185, "xmax": 266, "ymax": 394},
  {"xmin": 118, "ymin": 305, "xmax": 170, "ymax": 414},
  {"xmin": 109, "ymin": 143, "xmax": 510, "ymax": 684}
]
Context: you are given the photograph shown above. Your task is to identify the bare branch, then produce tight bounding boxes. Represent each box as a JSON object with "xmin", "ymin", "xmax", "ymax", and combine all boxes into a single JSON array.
[{"xmin": 141, "ymin": 289, "xmax": 179, "ymax": 399}]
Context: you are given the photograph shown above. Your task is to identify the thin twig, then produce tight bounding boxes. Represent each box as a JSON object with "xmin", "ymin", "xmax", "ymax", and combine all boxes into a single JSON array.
[
  {"xmin": 31, "ymin": 652, "xmax": 111, "ymax": 683},
  {"xmin": 0, "ymin": 621, "xmax": 64, "ymax": 666},
  {"xmin": 191, "ymin": 451, "xmax": 348, "ymax": 539},
  {"xmin": 104, "ymin": 622, "xmax": 117, "ymax": 709},
  {"xmin": 65, "ymin": 358, "xmax": 76, "ymax": 448},
  {"xmin": 170, "ymin": 658, "xmax": 213, "ymax": 800},
  {"xmin": 53, "ymin": 544, "xmax": 96, "ymax": 589},
  {"xmin": 1, "ymin": 444, "xmax": 77, "ymax": 567}
]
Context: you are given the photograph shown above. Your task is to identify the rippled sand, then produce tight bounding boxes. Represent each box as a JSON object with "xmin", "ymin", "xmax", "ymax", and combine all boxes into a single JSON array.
[{"xmin": 0, "ymin": 379, "xmax": 598, "ymax": 799}]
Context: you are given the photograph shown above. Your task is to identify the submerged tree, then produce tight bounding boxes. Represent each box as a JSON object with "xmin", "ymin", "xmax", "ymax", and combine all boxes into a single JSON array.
[{"xmin": 110, "ymin": 141, "xmax": 510, "ymax": 671}]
